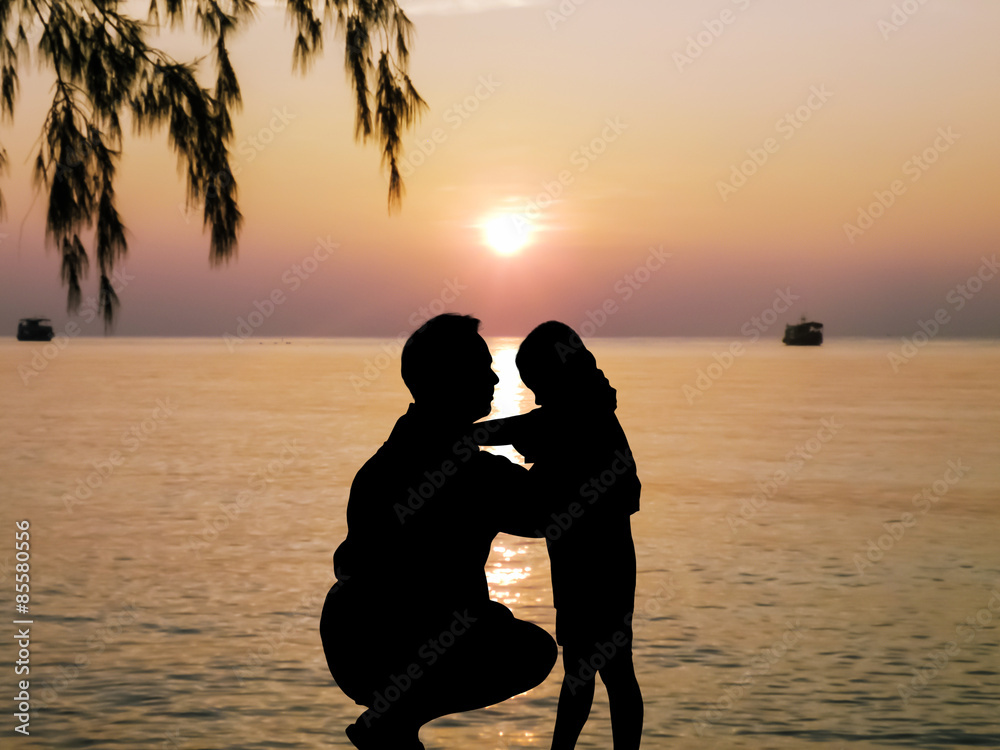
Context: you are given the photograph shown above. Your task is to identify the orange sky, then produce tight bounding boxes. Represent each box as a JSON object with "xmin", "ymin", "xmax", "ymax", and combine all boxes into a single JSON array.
[{"xmin": 1, "ymin": 0, "xmax": 999, "ymax": 336}]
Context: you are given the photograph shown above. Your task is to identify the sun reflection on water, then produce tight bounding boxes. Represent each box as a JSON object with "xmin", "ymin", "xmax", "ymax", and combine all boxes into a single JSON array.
[
  {"xmin": 482, "ymin": 337, "xmax": 530, "ymax": 466},
  {"xmin": 488, "ymin": 543, "xmax": 533, "ymax": 605},
  {"xmin": 483, "ymin": 338, "xmax": 538, "ymax": 606}
]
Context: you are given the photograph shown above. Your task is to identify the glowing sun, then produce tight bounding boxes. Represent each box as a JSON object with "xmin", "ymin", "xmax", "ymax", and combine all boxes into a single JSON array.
[{"xmin": 483, "ymin": 214, "xmax": 531, "ymax": 256}]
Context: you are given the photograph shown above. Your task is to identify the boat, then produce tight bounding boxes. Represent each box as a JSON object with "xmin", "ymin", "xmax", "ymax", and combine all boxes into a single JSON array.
[
  {"xmin": 17, "ymin": 318, "xmax": 55, "ymax": 342},
  {"xmin": 782, "ymin": 316, "xmax": 823, "ymax": 346}
]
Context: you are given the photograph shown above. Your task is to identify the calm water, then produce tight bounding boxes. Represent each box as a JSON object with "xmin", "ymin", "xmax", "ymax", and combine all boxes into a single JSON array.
[{"xmin": 1, "ymin": 337, "xmax": 999, "ymax": 749}]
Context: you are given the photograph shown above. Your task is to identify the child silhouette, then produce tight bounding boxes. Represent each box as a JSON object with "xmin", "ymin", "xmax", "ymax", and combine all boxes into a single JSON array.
[{"xmin": 478, "ymin": 321, "xmax": 643, "ymax": 750}]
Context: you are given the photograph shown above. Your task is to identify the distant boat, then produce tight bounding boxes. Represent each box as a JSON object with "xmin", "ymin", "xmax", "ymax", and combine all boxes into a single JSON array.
[
  {"xmin": 782, "ymin": 316, "xmax": 823, "ymax": 346},
  {"xmin": 17, "ymin": 318, "xmax": 55, "ymax": 342}
]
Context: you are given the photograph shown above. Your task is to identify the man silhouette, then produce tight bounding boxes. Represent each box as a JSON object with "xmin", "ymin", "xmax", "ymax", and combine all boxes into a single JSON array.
[{"xmin": 320, "ymin": 314, "xmax": 557, "ymax": 749}]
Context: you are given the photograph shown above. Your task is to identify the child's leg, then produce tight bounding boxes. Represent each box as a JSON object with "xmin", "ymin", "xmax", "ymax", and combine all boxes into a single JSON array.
[
  {"xmin": 599, "ymin": 651, "xmax": 643, "ymax": 750},
  {"xmin": 551, "ymin": 646, "xmax": 596, "ymax": 750}
]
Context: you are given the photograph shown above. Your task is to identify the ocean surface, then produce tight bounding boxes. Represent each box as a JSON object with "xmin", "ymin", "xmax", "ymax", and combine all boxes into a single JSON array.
[{"xmin": 1, "ymin": 337, "xmax": 998, "ymax": 749}]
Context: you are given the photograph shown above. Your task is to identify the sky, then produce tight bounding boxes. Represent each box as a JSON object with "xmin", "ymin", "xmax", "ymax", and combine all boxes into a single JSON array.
[{"xmin": 1, "ymin": 0, "xmax": 999, "ymax": 337}]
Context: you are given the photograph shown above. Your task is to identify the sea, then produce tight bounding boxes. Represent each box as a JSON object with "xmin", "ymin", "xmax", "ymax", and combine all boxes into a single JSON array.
[{"xmin": 1, "ymin": 337, "xmax": 998, "ymax": 749}]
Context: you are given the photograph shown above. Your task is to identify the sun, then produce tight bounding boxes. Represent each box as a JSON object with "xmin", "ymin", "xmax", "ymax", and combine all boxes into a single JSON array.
[{"xmin": 483, "ymin": 214, "xmax": 531, "ymax": 256}]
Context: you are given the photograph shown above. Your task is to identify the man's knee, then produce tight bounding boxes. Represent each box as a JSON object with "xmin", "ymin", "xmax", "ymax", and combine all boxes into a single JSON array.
[
  {"xmin": 538, "ymin": 628, "xmax": 558, "ymax": 672},
  {"xmin": 513, "ymin": 620, "xmax": 557, "ymax": 681}
]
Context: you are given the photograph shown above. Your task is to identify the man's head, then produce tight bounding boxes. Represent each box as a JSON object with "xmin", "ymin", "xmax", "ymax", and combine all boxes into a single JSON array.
[{"xmin": 401, "ymin": 314, "xmax": 498, "ymax": 422}]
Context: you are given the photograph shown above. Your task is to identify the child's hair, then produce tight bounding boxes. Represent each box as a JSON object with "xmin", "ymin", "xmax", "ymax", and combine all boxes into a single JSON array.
[{"xmin": 515, "ymin": 321, "xmax": 599, "ymax": 403}]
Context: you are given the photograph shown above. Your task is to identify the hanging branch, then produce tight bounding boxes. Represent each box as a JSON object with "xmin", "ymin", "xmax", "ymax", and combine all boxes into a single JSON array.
[
  {"xmin": 1, "ymin": 0, "xmax": 423, "ymax": 328},
  {"xmin": 288, "ymin": 0, "xmax": 425, "ymax": 211}
]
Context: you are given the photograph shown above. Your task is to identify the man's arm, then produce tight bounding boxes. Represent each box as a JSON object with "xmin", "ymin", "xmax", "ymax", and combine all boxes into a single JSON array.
[
  {"xmin": 471, "ymin": 412, "xmax": 534, "ymax": 447},
  {"xmin": 478, "ymin": 452, "xmax": 550, "ymax": 538}
]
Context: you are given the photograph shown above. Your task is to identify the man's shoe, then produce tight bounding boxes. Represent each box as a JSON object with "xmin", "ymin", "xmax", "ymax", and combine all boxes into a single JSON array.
[
  {"xmin": 346, "ymin": 721, "xmax": 424, "ymax": 750},
  {"xmin": 346, "ymin": 722, "xmax": 379, "ymax": 749}
]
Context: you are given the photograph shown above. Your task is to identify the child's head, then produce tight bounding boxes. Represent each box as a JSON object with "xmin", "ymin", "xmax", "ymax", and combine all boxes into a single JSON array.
[{"xmin": 515, "ymin": 321, "xmax": 603, "ymax": 406}]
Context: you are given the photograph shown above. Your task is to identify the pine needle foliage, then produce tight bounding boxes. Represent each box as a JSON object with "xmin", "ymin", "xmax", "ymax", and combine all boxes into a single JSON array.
[{"xmin": 0, "ymin": 0, "xmax": 423, "ymax": 328}]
